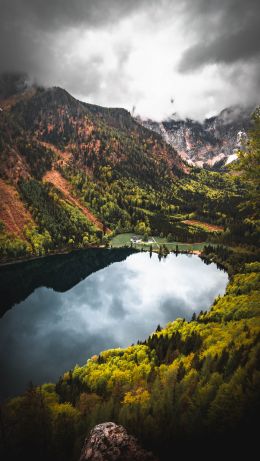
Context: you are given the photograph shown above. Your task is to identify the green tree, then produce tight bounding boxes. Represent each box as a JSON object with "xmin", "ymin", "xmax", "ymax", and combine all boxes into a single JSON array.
[{"xmin": 233, "ymin": 107, "xmax": 260, "ymax": 218}]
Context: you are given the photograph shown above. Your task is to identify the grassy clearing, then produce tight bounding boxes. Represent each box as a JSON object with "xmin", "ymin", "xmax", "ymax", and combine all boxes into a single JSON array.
[{"xmin": 110, "ymin": 233, "xmax": 209, "ymax": 251}]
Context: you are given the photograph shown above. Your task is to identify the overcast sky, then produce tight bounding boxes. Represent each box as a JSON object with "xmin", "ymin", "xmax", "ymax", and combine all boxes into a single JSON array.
[{"xmin": 0, "ymin": 0, "xmax": 259, "ymax": 120}]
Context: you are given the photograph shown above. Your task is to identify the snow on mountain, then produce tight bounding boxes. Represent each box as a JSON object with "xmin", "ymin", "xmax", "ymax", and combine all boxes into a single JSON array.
[{"xmin": 137, "ymin": 105, "xmax": 255, "ymax": 168}]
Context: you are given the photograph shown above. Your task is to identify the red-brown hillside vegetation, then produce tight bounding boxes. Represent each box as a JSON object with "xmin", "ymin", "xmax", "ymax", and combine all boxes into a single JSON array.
[
  {"xmin": 43, "ymin": 170, "xmax": 107, "ymax": 232},
  {"xmin": 0, "ymin": 179, "xmax": 34, "ymax": 237}
]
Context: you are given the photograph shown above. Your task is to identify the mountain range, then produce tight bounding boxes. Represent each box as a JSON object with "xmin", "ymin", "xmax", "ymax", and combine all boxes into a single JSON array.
[
  {"xmin": 137, "ymin": 105, "xmax": 255, "ymax": 168},
  {"xmin": 0, "ymin": 73, "xmax": 249, "ymax": 260},
  {"xmin": 0, "ymin": 74, "xmax": 259, "ymax": 461},
  {"xmin": 0, "ymin": 75, "xmax": 189, "ymax": 259}
]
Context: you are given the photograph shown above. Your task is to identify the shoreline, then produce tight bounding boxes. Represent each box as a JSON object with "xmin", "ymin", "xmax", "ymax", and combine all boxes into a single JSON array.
[
  {"xmin": 0, "ymin": 243, "xmax": 204, "ymax": 268},
  {"xmin": 0, "ymin": 245, "xmax": 107, "ymax": 268}
]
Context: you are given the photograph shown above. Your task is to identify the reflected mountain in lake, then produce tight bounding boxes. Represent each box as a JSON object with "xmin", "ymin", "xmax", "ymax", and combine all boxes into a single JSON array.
[
  {"xmin": 0, "ymin": 248, "xmax": 136, "ymax": 316},
  {"xmin": 0, "ymin": 251, "xmax": 228, "ymax": 400}
]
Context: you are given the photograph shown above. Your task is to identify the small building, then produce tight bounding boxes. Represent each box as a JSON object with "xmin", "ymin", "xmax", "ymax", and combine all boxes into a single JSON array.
[{"xmin": 130, "ymin": 235, "xmax": 142, "ymax": 244}]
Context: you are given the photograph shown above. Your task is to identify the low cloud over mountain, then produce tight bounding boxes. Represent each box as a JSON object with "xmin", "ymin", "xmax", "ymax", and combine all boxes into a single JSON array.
[{"xmin": 1, "ymin": 0, "xmax": 259, "ymax": 119}]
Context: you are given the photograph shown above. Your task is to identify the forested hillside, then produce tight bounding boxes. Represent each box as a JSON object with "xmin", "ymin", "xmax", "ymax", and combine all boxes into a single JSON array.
[
  {"xmin": 1, "ymin": 255, "xmax": 259, "ymax": 460},
  {"xmin": 0, "ymin": 103, "xmax": 259, "ymax": 460},
  {"xmin": 0, "ymin": 82, "xmax": 251, "ymax": 261},
  {"xmin": 0, "ymin": 83, "xmax": 186, "ymax": 260}
]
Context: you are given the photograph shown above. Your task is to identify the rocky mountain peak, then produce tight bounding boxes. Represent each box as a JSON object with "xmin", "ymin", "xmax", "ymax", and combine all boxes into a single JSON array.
[{"xmin": 137, "ymin": 105, "xmax": 256, "ymax": 169}]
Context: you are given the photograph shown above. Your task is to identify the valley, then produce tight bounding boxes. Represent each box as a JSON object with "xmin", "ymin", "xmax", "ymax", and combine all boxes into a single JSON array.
[
  {"xmin": 0, "ymin": 76, "xmax": 259, "ymax": 461},
  {"xmin": 0, "ymin": 82, "xmax": 246, "ymax": 262},
  {"xmin": 0, "ymin": 0, "xmax": 259, "ymax": 458}
]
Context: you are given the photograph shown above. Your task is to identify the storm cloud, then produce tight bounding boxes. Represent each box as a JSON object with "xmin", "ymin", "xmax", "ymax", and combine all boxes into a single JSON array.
[
  {"xmin": 0, "ymin": 0, "xmax": 259, "ymax": 119},
  {"xmin": 0, "ymin": 0, "xmax": 150, "ymax": 74},
  {"xmin": 178, "ymin": 0, "xmax": 260, "ymax": 71}
]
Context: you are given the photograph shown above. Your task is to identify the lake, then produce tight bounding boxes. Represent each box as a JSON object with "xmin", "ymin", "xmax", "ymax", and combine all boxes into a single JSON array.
[{"xmin": 0, "ymin": 249, "xmax": 228, "ymax": 400}]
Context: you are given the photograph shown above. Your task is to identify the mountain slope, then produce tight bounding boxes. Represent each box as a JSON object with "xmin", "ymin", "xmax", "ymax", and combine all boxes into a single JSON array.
[
  {"xmin": 2, "ymin": 254, "xmax": 259, "ymax": 460},
  {"xmin": 43, "ymin": 169, "xmax": 106, "ymax": 231},
  {"xmin": 0, "ymin": 78, "xmax": 251, "ymax": 262},
  {"xmin": 0, "ymin": 82, "xmax": 189, "ymax": 260},
  {"xmin": 10, "ymin": 86, "xmax": 186, "ymax": 183},
  {"xmin": 138, "ymin": 106, "xmax": 255, "ymax": 168},
  {"xmin": 0, "ymin": 179, "xmax": 34, "ymax": 237}
]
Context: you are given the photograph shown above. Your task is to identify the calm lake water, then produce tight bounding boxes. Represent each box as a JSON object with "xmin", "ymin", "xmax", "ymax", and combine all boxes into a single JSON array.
[{"xmin": 0, "ymin": 249, "xmax": 228, "ymax": 400}]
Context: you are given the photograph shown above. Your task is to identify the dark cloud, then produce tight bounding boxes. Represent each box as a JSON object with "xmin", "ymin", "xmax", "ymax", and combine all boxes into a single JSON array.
[
  {"xmin": 179, "ymin": 0, "xmax": 260, "ymax": 72},
  {"xmin": 1, "ymin": 0, "xmax": 149, "ymax": 31},
  {"xmin": 0, "ymin": 0, "xmax": 153, "ymax": 74}
]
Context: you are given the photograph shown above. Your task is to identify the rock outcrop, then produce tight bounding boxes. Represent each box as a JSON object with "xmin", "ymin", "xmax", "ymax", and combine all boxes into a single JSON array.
[
  {"xmin": 79, "ymin": 422, "xmax": 157, "ymax": 461},
  {"xmin": 137, "ymin": 105, "xmax": 255, "ymax": 168}
]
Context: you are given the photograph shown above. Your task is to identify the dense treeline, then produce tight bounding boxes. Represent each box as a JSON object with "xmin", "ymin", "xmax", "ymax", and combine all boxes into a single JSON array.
[
  {"xmin": 63, "ymin": 165, "xmax": 239, "ymax": 241},
  {"xmin": 222, "ymin": 108, "xmax": 260, "ymax": 246},
  {"xmin": 0, "ymin": 163, "xmax": 238, "ymax": 260},
  {"xmin": 1, "ymin": 108, "xmax": 259, "ymax": 460},
  {"xmin": 0, "ymin": 223, "xmax": 30, "ymax": 259},
  {"xmin": 172, "ymin": 169, "xmax": 245, "ymax": 227},
  {"xmin": 1, "ymin": 85, "xmax": 253, "ymax": 262},
  {"xmin": 1, "ymin": 262, "xmax": 259, "ymax": 460},
  {"xmin": 201, "ymin": 244, "xmax": 259, "ymax": 275},
  {"xmin": 1, "ymin": 83, "xmax": 260, "ymax": 459},
  {"xmin": 18, "ymin": 179, "xmax": 100, "ymax": 253},
  {"xmin": 0, "ymin": 111, "xmax": 54, "ymax": 180},
  {"xmin": 17, "ymin": 140, "xmax": 54, "ymax": 179}
]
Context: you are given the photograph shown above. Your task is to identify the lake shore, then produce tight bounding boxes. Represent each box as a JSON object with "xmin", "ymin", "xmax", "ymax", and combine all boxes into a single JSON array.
[
  {"xmin": 0, "ymin": 244, "xmax": 108, "ymax": 267},
  {"xmin": 0, "ymin": 236, "xmax": 206, "ymax": 268},
  {"xmin": 0, "ymin": 251, "xmax": 228, "ymax": 400}
]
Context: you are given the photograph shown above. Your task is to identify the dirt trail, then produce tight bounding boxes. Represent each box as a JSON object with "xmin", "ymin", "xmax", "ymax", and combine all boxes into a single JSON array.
[
  {"xmin": 43, "ymin": 169, "xmax": 108, "ymax": 232},
  {"xmin": 0, "ymin": 179, "xmax": 34, "ymax": 237},
  {"xmin": 182, "ymin": 219, "xmax": 224, "ymax": 232}
]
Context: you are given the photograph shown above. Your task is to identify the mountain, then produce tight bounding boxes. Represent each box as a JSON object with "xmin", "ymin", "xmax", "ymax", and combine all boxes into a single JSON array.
[
  {"xmin": 0, "ymin": 85, "xmax": 186, "ymax": 185},
  {"xmin": 0, "ymin": 75, "xmax": 251, "ymax": 263},
  {"xmin": 137, "ymin": 106, "xmax": 255, "ymax": 168},
  {"xmin": 0, "ymin": 79, "xmax": 191, "ymax": 261},
  {"xmin": 0, "ymin": 77, "xmax": 259, "ymax": 461}
]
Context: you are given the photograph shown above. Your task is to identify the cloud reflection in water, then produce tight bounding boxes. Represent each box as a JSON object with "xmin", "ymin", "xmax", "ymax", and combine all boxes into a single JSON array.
[{"xmin": 0, "ymin": 253, "xmax": 228, "ymax": 399}]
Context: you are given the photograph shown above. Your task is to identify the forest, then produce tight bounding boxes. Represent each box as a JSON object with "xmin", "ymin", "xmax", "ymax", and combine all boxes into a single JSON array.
[
  {"xmin": 0, "ymin": 108, "xmax": 259, "ymax": 460},
  {"xmin": 0, "ymin": 86, "xmax": 250, "ymax": 261},
  {"xmin": 1, "ymin": 258, "xmax": 259, "ymax": 460}
]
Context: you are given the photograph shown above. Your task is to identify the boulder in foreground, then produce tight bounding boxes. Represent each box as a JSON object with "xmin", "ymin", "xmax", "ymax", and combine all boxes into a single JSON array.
[{"xmin": 79, "ymin": 422, "xmax": 157, "ymax": 461}]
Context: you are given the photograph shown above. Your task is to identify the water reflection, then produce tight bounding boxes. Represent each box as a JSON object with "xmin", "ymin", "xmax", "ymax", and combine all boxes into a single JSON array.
[
  {"xmin": 0, "ymin": 251, "xmax": 228, "ymax": 400},
  {"xmin": 0, "ymin": 248, "xmax": 135, "ymax": 316}
]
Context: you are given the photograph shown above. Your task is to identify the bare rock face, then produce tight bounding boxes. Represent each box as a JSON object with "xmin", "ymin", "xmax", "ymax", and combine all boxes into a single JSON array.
[
  {"xmin": 79, "ymin": 422, "xmax": 157, "ymax": 461},
  {"xmin": 137, "ymin": 105, "xmax": 254, "ymax": 168}
]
